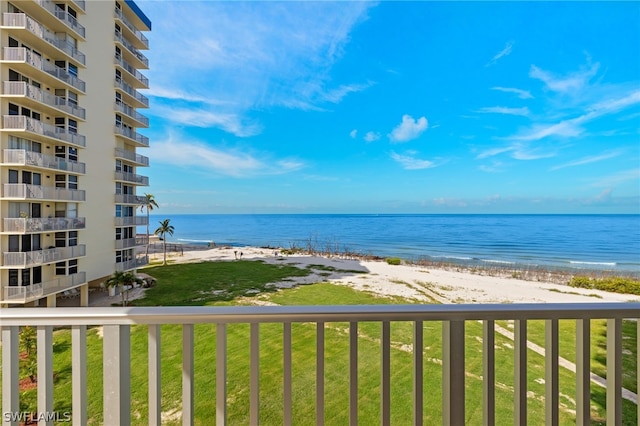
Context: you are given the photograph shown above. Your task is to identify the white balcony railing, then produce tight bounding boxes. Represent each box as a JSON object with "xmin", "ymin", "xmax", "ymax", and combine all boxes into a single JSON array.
[
  {"xmin": 115, "ymin": 171, "xmax": 149, "ymax": 186},
  {"xmin": 114, "ymin": 6, "xmax": 149, "ymax": 49},
  {"xmin": 114, "ymin": 147, "xmax": 149, "ymax": 166},
  {"xmin": 114, "ymin": 101, "xmax": 149, "ymax": 127},
  {"xmin": 114, "ymin": 216, "xmax": 148, "ymax": 227},
  {"xmin": 114, "ymin": 193, "xmax": 147, "ymax": 204},
  {"xmin": 2, "ymin": 244, "xmax": 85, "ymax": 267},
  {"xmin": 0, "ymin": 304, "xmax": 638, "ymax": 425},
  {"xmin": 3, "ymin": 149, "xmax": 86, "ymax": 174},
  {"xmin": 3, "ymin": 81, "xmax": 86, "ymax": 119},
  {"xmin": 1, "ymin": 271, "xmax": 86, "ymax": 303},
  {"xmin": 1, "ymin": 13, "xmax": 86, "ymax": 65},
  {"xmin": 114, "ymin": 77, "xmax": 148, "ymax": 108},
  {"xmin": 3, "ymin": 216, "xmax": 85, "ymax": 233},
  {"xmin": 114, "ymin": 124, "xmax": 149, "ymax": 147},
  {"xmin": 114, "ymin": 255, "xmax": 149, "ymax": 271},
  {"xmin": 114, "ymin": 31, "xmax": 149, "ymax": 68},
  {"xmin": 2, "ymin": 47, "xmax": 86, "ymax": 92},
  {"xmin": 2, "ymin": 184, "xmax": 85, "ymax": 201},
  {"xmin": 115, "ymin": 236, "xmax": 148, "ymax": 249},
  {"xmin": 2, "ymin": 115, "xmax": 86, "ymax": 147}
]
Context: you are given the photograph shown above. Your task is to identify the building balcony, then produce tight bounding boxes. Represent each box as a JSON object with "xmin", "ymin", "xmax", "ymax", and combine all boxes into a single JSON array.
[
  {"xmin": 115, "ymin": 100, "xmax": 149, "ymax": 127},
  {"xmin": 3, "ymin": 149, "xmax": 86, "ymax": 174},
  {"xmin": 114, "ymin": 216, "xmax": 148, "ymax": 227},
  {"xmin": 114, "ymin": 148, "xmax": 149, "ymax": 167},
  {"xmin": 114, "ymin": 6, "xmax": 149, "ymax": 49},
  {"xmin": 114, "ymin": 124, "xmax": 149, "ymax": 147},
  {"xmin": 1, "ymin": 13, "xmax": 86, "ymax": 66},
  {"xmin": 2, "ymin": 184, "xmax": 85, "ymax": 202},
  {"xmin": 114, "ymin": 31, "xmax": 149, "ymax": 69},
  {"xmin": 15, "ymin": 0, "xmax": 86, "ymax": 39},
  {"xmin": 114, "ymin": 55, "xmax": 149, "ymax": 89},
  {"xmin": 115, "ymin": 255, "xmax": 148, "ymax": 271},
  {"xmin": 3, "ymin": 216, "xmax": 86, "ymax": 234},
  {"xmin": 114, "ymin": 77, "xmax": 148, "ymax": 108},
  {"xmin": 2, "ymin": 47, "xmax": 86, "ymax": 92},
  {"xmin": 69, "ymin": 0, "xmax": 86, "ymax": 12},
  {"xmin": 2, "ymin": 81, "xmax": 86, "ymax": 120},
  {"xmin": 0, "ymin": 303, "xmax": 638, "ymax": 424},
  {"xmin": 2, "ymin": 115, "xmax": 86, "ymax": 147},
  {"xmin": 114, "ymin": 194, "xmax": 146, "ymax": 205},
  {"xmin": 2, "ymin": 244, "xmax": 85, "ymax": 268},
  {"xmin": 115, "ymin": 236, "xmax": 148, "ymax": 250},
  {"xmin": 1, "ymin": 271, "xmax": 86, "ymax": 304},
  {"xmin": 115, "ymin": 170, "xmax": 149, "ymax": 186}
]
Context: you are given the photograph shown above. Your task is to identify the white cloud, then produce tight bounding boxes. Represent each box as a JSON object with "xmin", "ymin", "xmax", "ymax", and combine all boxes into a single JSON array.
[
  {"xmin": 491, "ymin": 86, "xmax": 533, "ymax": 99},
  {"xmin": 151, "ymin": 105, "xmax": 262, "ymax": 137},
  {"xmin": 149, "ymin": 134, "xmax": 304, "ymax": 177},
  {"xmin": 486, "ymin": 40, "xmax": 514, "ymax": 66},
  {"xmin": 529, "ymin": 62, "xmax": 600, "ymax": 93},
  {"xmin": 388, "ymin": 115, "xmax": 428, "ymax": 142},
  {"xmin": 364, "ymin": 131, "xmax": 381, "ymax": 142},
  {"xmin": 349, "ymin": 129, "xmax": 358, "ymax": 139},
  {"xmin": 477, "ymin": 106, "xmax": 530, "ymax": 116},
  {"xmin": 551, "ymin": 151, "xmax": 622, "ymax": 171},
  {"xmin": 390, "ymin": 151, "xmax": 436, "ymax": 170}
]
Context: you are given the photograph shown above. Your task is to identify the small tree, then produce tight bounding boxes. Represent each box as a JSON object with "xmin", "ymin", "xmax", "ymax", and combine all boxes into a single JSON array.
[
  {"xmin": 139, "ymin": 193, "xmax": 159, "ymax": 256},
  {"xmin": 154, "ymin": 218, "xmax": 175, "ymax": 266},
  {"xmin": 19, "ymin": 326, "xmax": 37, "ymax": 383},
  {"xmin": 106, "ymin": 271, "xmax": 143, "ymax": 306}
]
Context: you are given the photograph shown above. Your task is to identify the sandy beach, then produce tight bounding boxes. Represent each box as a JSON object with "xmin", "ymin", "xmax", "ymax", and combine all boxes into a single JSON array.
[{"xmin": 84, "ymin": 245, "xmax": 639, "ymax": 307}]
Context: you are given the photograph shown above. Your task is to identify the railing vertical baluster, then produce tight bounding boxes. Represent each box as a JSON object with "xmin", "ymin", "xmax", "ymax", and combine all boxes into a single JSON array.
[
  {"xmin": 103, "ymin": 325, "xmax": 131, "ymax": 426},
  {"xmin": 413, "ymin": 320, "xmax": 424, "ymax": 426},
  {"xmin": 545, "ymin": 319, "xmax": 559, "ymax": 426},
  {"xmin": 514, "ymin": 320, "xmax": 527, "ymax": 426},
  {"xmin": 148, "ymin": 324, "xmax": 161, "ymax": 426},
  {"xmin": 483, "ymin": 320, "xmax": 495, "ymax": 426},
  {"xmin": 442, "ymin": 320, "xmax": 465, "ymax": 426},
  {"xmin": 381, "ymin": 321, "xmax": 391, "ymax": 426},
  {"xmin": 283, "ymin": 322, "xmax": 292, "ymax": 426},
  {"xmin": 216, "ymin": 323, "xmax": 227, "ymax": 426},
  {"xmin": 37, "ymin": 325, "xmax": 53, "ymax": 426},
  {"xmin": 606, "ymin": 318, "xmax": 622, "ymax": 426},
  {"xmin": 350, "ymin": 321, "xmax": 358, "ymax": 426},
  {"xmin": 71, "ymin": 325, "xmax": 87, "ymax": 426},
  {"xmin": 575, "ymin": 319, "xmax": 590, "ymax": 425},
  {"xmin": 183, "ymin": 324, "xmax": 194, "ymax": 426},
  {"xmin": 2, "ymin": 326, "xmax": 19, "ymax": 426},
  {"xmin": 317, "ymin": 322, "xmax": 325, "ymax": 426},
  {"xmin": 250, "ymin": 323, "xmax": 260, "ymax": 425}
]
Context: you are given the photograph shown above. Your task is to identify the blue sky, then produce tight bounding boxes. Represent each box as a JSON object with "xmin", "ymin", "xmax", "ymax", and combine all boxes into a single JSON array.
[{"xmin": 137, "ymin": 1, "xmax": 640, "ymax": 214}]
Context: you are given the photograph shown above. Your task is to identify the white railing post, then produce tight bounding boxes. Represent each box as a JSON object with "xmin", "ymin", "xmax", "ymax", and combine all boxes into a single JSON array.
[
  {"xmin": 606, "ymin": 318, "xmax": 622, "ymax": 425},
  {"xmin": 71, "ymin": 325, "xmax": 87, "ymax": 425},
  {"xmin": 514, "ymin": 320, "xmax": 527, "ymax": 426},
  {"xmin": 182, "ymin": 324, "xmax": 194, "ymax": 426},
  {"xmin": 148, "ymin": 324, "xmax": 161, "ymax": 425},
  {"xmin": 413, "ymin": 320, "xmax": 424, "ymax": 426},
  {"xmin": 37, "ymin": 326, "xmax": 54, "ymax": 426},
  {"xmin": 216, "ymin": 323, "xmax": 227, "ymax": 425},
  {"xmin": 545, "ymin": 319, "xmax": 559, "ymax": 426},
  {"xmin": 483, "ymin": 320, "xmax": 495, "ymax": 426},
  {"xmin": 575, "ymin": 319, "xmax": 590, "ymax": 425},
  {"xmin": 1, "ymin": 326, "xmax": 20, "ymax": 426},
  {"xmin": 442, "ymin": 320, "xmax": 465, "ymax": 426},
  {"xmin": 103, "ymin": 325, "xmax": 131, "ymax": 426}
]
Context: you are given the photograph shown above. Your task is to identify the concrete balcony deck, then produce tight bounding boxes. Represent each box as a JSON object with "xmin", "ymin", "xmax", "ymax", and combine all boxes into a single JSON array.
[
  {"xmin": 1, "ymin": 303, "xmax": 638, "ymax": 425},
  {"xmin": 2, "ymin": 149, "xmax": 85, "ymax": 174}
]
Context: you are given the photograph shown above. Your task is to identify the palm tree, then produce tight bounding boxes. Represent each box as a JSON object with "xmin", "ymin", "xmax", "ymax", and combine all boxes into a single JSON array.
[
  {"xmin": 140, "ymin": 193, "xmax": 159, "ymax": 256},
  {"xmin": 154, "ymin": 218, "xmax": 174, "ymax": 266},
  {"xmin": 106, "ymin": 271, "xmax": 143, "ymax": 306}
]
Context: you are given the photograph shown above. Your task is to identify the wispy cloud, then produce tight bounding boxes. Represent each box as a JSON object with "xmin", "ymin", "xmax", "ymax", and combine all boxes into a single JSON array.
[
  {"xmin": 491, "ymin": 86, "xmax": 533, "ymax": 99},
  {"xmin": 364, "ymin": 131, "xmax": 381, "ymax": 142},
  {"xmin": 349, "ymin": 129, "xmax": 358, "ymax": 139},
  {"xmin": 529, "ymin": 62, "xmax": 600, "ymax": 94},
  {"xmin": 486, "ymin": 40, "xmax": 514, "ymax": 66},
  {"xmin": 551, "ymin": 151, "xmax": 622, "ymax": 171},
  {"xmin": 151, "ymin": 104, "xmax": 262, "ymax": 137},
  {"xmin": 477, "ymin": 106, "xmax": 530, "ymax": 116},
  {"xmin": 388, "ymin": 115, "xmax": 428, "ymax": 143},
  {"xmin": 149, "ymin": 133, "xmax": 304, "ymax": 177},
  {"xmin": 390, "ymin": 151, "xmax": 436, "ymax": 170},
  {"xmin": 590, "ymin": 168, "xmax": 640, "ymax": 188}
]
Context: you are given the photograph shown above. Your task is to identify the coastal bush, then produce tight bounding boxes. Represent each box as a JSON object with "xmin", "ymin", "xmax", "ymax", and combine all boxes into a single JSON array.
[
  {"xmin": 568, "ymin": 276, "xmax": 640, "ymax": 295},
  {"xmin": 385, "ymin": 257, "xmax": 402, "ymax": 265}
]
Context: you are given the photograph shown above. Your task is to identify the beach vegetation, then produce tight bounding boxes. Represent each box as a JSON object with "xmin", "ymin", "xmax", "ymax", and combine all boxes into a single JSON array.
[
  {"xmin": 105, "ymin": 270, "xmax": 144, "ymax": 306},
  {"xmin": 139, "ymin": 193, "xmax": 159, "ymax": 256},
  {"xmin": 385, "ymin": 257, "xmax": 402, "ymax": 265},
  {"xmin": 154, "ymin": 218, "xmax": 175, "ymax": 266},
  {"xmin": 568, "ymin": 276, "xmax": 640, "ymax": 295}
]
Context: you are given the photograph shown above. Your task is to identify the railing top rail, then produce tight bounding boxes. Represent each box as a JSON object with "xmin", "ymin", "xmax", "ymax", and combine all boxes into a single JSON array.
[{"xmin": 1, "ymin": 303, "xmax": 639, "ymax": 326}]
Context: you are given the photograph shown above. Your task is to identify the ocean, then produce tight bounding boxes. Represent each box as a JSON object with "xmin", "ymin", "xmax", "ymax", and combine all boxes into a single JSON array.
[{"xmin": 144, "ymin": 214, "xmax": 640, "ymax": 274}]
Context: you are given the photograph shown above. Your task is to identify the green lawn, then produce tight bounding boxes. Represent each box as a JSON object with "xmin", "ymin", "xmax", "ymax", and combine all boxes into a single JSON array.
[{"xmin": 4, "ymin": 260, "xmax": 638, "ymax": 425}]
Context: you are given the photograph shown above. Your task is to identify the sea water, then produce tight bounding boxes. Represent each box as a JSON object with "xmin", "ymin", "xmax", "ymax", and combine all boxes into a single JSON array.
[{"xmin": 144, "ymin": 214, "xmax": 640, "ymax": 274}]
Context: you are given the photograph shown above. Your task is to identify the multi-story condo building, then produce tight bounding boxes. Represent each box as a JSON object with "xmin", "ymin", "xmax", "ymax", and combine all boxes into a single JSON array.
[{"xmin": 0, "ymin": 0, "xmax": 151, "ymax": 307}]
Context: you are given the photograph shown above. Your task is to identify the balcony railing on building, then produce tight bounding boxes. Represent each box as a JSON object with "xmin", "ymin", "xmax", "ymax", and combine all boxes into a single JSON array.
[
  {"xmin": 114, "ymin": 193, "xmax": 147, "ymax": 205},
  {"xmin": 114, "ymin": 6, "xmax": 149, "ymax": 49},
  {"xmin": 1, "ymin": 304, "xmax": 638, "ymax": 425},
  {"xmin": 1, "ymin": 271, "xmax": 85, "ymax": 304},
  {"xmin": 114, "ymin": 124, "xmax": 149, "ymax": 147},
  {"xmin": 114, "ymin": 101, "xmax": 149, "ymax": 127},
  {"xmin": 2, "ymin": 47, "xmax": 86, "ymax": 92},
  {"xmin": 114, "ymin": 77, "xmax": 148, "ymax": 108},
  {"xmin": 114, "ymin": 30, "xmax": 149, "ymax": 69},
  {"xmin": 114, "ymin": 55, "xmax": 149, "ymax": 88},
  {"xmin": 2, "ymin": 244, "xmax": 85, "ymax": 268},
  {"xmin": 2, "ymin": 183, "xmax": 85, "ymax": 202},
  {"xmin": 115, "ymin": 171, "xmax": 149, "ymax": 186},
  {"xmin": 2, "ymin": 81, "xmax": 86, "ymax": 120},
  {"xmin": 1, "ymin": 13, "xmax": 86, "ymax": 65},
  {"xmin": 115, "ymin": 236, "xmax": 148, "ymax": 250},
  {"xmin": 114, "ymin": 148, "xmax": 149, "ymax": 167},
  {"xmin": 115, "ymin": 215, "xmax": 148, "ymax": 227},
  {"xmin": 115, "ymin": 255, "xmax": 148, "ymax": 272},
  {"xmin": 2, "ymin": 115, "xmax": 86, "ymax": 147},
  {"xmin": 3, "ymin": 149, "xmax": 86, "ymax": 174},
  {"xmin": 3, "ymin": 216, "xmax": 85, "ymax": 233}
]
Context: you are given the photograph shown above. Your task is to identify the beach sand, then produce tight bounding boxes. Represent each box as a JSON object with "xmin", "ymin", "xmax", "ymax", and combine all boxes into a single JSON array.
[{"xmin": 82, "ymin": 245, "xmax": 639, "ymax": 307}]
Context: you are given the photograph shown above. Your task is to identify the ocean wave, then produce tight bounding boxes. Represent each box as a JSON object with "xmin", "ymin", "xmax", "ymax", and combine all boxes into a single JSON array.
[
  {"xmin": 569, "ymin": 260, "xmax": 616, "ymax": 266},
  {"xmin": 177, "ymin": 238, "xmax": 212, "ymax": 244},
  {"xmin": 482, "ymin": 259, "xmax": 516, "ymax": 265}
]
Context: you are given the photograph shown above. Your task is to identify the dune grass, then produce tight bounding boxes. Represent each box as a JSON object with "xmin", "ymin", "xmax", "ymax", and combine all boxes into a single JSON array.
[{"xmin": 5, "ymin": 260, "xmax": 638, "ymax": 425}]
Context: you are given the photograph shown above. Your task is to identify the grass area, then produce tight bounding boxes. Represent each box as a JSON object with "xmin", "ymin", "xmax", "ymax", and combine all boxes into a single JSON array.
[{"xmin": 4, "ymin": 260, "xmax": 638, "ymax": 425}]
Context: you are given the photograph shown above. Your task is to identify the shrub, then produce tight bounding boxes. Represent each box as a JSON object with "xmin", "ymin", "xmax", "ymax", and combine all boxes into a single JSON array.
[
  {"xmin": 385, "ymin": 257, "xmax": 402, "ymax": 266},
  {"xmin": 568, "ymin": 276, "xmax": 640, "ymax": 296}
]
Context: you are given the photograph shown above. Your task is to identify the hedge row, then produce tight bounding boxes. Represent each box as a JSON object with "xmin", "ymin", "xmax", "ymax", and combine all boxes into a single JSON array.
[{"xmin": 568, "ymin": 276, "xmax": 640, "ymax": 296}]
